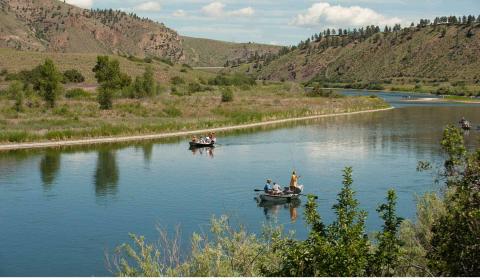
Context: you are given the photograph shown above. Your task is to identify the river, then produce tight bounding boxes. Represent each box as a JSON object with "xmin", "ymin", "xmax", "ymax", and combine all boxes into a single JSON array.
[{"xmin": 0, "ymin": 91, "xmax": 478, "ymax": 276}]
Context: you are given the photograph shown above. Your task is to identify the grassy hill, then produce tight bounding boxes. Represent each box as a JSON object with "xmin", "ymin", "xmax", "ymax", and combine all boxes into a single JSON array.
[
  {"xmin": 236, "ymin": 23, "xmax": 480, "ymax": 94},
  {"xmin": 182, "ymin": 36, "xmax": 281, "ymax": 67}
]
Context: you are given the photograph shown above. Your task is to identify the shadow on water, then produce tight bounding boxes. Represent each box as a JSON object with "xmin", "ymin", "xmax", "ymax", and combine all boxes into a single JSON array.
[
  {"xmin": 39, "ymin": 151, "xmax": 61, "ymax": 189},
  {"xmin": 94, "ymin": 149, "xmax": 119, "ymax": 198}
]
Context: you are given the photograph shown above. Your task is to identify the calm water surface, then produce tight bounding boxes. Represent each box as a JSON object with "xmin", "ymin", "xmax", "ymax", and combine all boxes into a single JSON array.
[{"xmin": 0, "ymin": 91, "xmax": 479, "ymax": 276}]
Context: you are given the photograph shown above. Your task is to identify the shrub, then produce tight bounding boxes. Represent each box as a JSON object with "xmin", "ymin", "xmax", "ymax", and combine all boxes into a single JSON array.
[
  {"xmin": 98, "ymin": 86, "xmax": 114, "ymax": 110},
  {"xmin": 208, "ymin": 73, "xmax": 256, "ymax": 87},
  {"xmin": 63, "ymin": 69, "xmax": 85, "ymax": 83},
  {"xmin": 367, "ymin": 82, "xmax": 385, "ymax": 90},
  {"xmin": 307, "ymin": 85, "xmax": 343, "ymax": 98},
  {"xmin": 0, "ymin": 69, "xmax": 7, "ymax": 76},
  {"xmin": 34, "ymin": 59, "xmax": 63, "ymax": 108},
  {"xmin": 221, "ymin": 87, "xmax": 234, "ymax": 102},
  {"xmin": 188, "ymin": 82, "xmax": 202, "ymax": 94},
  {"xmin": 6, "ymin": 81, "xmax": 25, "ymax": 112},
  {"xmin": 171, "ymin": 76, "xmax": 185, "ymax": 85},
  {"xmin": 65, "ymin": 88, "xmax": 90, "ymax": 99}
]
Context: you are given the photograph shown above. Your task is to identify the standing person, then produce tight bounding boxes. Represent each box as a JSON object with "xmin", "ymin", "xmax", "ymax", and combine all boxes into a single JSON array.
[{"xmin": 289, "ymin": 170, "xmax": 298, "ymax": 192}]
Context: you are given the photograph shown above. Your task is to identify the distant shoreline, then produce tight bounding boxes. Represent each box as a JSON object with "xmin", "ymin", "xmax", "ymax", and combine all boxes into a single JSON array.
[{"xmin": 0, "ymin": 107, "xmax": 393, "ymax": 151}]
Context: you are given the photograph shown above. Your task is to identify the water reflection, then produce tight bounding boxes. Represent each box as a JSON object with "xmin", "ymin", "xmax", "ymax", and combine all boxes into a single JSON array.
[
  {"xmin": 94, "ymin": 149, "xmax": 119, "ymax": 197},
  {"xmin": 39, "ymin": 151, "xmax": 61, "ymax": 188},
  {"xmin": 142, "ymin": 143, "xmax": 154, "ymax": 163},
  {"xmin": 257, "ymin": 199, "xmax": 301, "ymax": 222},
  {"xmin": 189, "ymin": 147, "xmax": 215, "ymax": 158}
]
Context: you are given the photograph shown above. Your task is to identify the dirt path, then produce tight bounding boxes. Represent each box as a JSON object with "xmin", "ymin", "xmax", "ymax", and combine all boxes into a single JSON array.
[{"xmin": 0, "ymin": 107, "xmax": 393, "ymax": 151}]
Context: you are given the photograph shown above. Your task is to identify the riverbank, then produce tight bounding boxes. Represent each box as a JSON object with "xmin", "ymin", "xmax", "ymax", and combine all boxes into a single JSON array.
[{"xmin": 0, "ymin": 107, "xmax": 392, "ymax": 151}]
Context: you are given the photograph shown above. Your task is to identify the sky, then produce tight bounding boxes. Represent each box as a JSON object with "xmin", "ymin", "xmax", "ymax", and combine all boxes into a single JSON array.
[{"xmin": 65, "ymin": 0, "xmax": 480, "ymax": 45}]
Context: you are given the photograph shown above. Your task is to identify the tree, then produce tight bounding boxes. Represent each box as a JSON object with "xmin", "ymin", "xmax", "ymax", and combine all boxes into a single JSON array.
[
  {"xmin": 93, "ymin": 56, "xmax": 130, "ymax": 109},
  {"xmin": 34, "ymin": 59, "xmax": 63, "ymax": 108},
  {"xmin": 371, "ymin": 190, "xmax": 404, "ymax": 276},
  {"xmin": 427, "ymin": 126, "xmax": 480, "ymax": 276}
]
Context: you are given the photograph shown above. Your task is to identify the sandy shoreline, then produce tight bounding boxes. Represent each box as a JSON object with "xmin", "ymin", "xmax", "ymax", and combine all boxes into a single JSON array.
[{"xmin": 0, "ymin": 107, "xmax": 393, "ymax": 151}]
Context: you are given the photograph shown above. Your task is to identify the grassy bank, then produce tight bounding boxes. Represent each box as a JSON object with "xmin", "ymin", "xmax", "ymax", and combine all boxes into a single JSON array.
[{"xmin": 0, "ymin": 84, "xmax": 388, "ymax": 144}]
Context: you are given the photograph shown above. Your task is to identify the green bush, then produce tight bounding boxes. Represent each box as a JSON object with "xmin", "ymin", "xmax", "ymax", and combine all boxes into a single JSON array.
[
  {"xmin": 6, "ymin": 81, "xmax": 25, "ymax": 112},
  {"xmin": 188, "ymin": 82, "xmax": 202, "ymax": 93},
  {"xmin": 171, "ymin": 76, "xmax": 185, "ymax": 85},
  {"xmin": 208, "ymin": 73, "xmax": 256, "ymax": 87},
  {"xmin": 63, "ymin": 69, "xmax": 85, "ymax": 83},
  {"xmin": 221, "ymin": 87, "xmax": 234, "ymax": 102},
  {"xmin": 65, "ymin": 88, "xmax": 90, "ymax": 99},
  {"xmin": 307, "ymin": 85, "xmax": 343, "ymax": 98}
]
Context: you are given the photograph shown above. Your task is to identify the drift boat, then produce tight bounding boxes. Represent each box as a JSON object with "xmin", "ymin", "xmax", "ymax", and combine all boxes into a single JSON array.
[
  {"xmin": 258, "ymin": 193, "xmax": 300, "ymax": 202},
  {"xmin": 189, "ymin": 141, "xmax": 215, "ymax": 148}
]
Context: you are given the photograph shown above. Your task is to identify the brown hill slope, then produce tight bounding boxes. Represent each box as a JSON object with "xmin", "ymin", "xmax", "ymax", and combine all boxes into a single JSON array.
[
  {"xmin": 181, "ymin": 36, "xmax": 282, "ymax": 67},
  {"xmin": 0, "ymin": 0, "xmax": 184, "ymax": 60},
  {"xmin": 255, "ymin": 24, "xmax": 480, "ymax": 84}
]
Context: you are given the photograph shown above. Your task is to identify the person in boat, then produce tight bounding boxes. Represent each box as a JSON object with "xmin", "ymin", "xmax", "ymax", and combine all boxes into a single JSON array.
[
  {"xmin": 210, "ymin": 132, "xmax": 217, "ymax": 144},
  {"xmin": 191, "ymin": 136, "xmax": 198, "ymax": 143},
  {"xmin": 264, "ymin": 179, "xmax": 273, "ymax": 194},
  {"xmin": 289, "ymin": 170, "xmax": 299, "ymax": 192},
  {"xmin": 272, "ymin": 182, "xmax": 283, "ymax": 195}
]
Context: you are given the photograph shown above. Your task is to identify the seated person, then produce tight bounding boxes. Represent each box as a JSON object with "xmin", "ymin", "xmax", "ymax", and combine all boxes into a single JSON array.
[
  {"xmin": 272, "ymin": 182, "xmax": 283, "ymax": 195},
  {"xmin": 264, "ymin": 179, "xmax": 273, "ymax": 194}
]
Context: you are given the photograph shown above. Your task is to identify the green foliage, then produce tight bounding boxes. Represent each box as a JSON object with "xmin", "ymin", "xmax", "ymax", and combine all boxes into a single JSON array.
[
  {"xmin": 7, "ymin": 81, "xmax": 25, "ymax": 112},
  {"xmin": 93, "ymin": 56, "xmax": 131, "ymax": 109},
  {"xmin": 427, "ymin": 128, "xmax": 480, "ymax": 276},
  {"xmin": 112, "ymin": 216, "xmax": 278, "ymax": 277},
  {"xmin": 128, "ymin": 66, "xmax": 158, "ymax": 99},
  {"xmin": 221, "ymin": 87, "xmax": 234, "ymax": 102},
  {"xmin": 170, "ymin": 76, "xmax": 185, "ymax": 85},
  {"xmin": 371, "ymin": 189, "xmax": 404, "ymax": 276},
  {"xmin": 63, "ymin": 69, "xmax": 85, "ymax": 83},
  {"xmin": 98, "ymin": 86, "xmax": 114, "ymax": 110},
  {"xmin": 65, "ymin": 88, "xmax": 91, "ymax": 99},
  {"xmin": 187, "ymin": 82, "xmax": 202, "ymax": 93},
  {"xmin": 209, "ymin": 73, "xmax": 256, "ymax": 87},
  {"xmin": 307, "ymin": 85, "xmax": 343, "ymax": 98},
  {"xmin": 34, "ymin": 59, "xmax": 63, "ymax": 108}
]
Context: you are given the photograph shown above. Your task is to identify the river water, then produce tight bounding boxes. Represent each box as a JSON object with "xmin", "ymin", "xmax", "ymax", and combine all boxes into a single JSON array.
[{"xmin": 0, "ymin": 91, "xmax": 478, "ymax": 276}]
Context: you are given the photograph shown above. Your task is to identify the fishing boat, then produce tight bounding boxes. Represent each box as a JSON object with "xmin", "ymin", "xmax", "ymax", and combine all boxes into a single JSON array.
[
  {"xmin": 461, "ymin": 122, "xmax": 471, "ymax": 130},
  {"xmin": 258, "ymin": 193, "xmax": 300, "ymax": 203},
  {"xmin": 189, "ymin": 141, "xmax": 215, "ymax": 148}
]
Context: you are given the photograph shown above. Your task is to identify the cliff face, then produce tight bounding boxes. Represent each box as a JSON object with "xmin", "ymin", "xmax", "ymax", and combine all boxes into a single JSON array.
[{"xmin": 0, "ymin": 0, "xmax": 184, "ymax": 61}]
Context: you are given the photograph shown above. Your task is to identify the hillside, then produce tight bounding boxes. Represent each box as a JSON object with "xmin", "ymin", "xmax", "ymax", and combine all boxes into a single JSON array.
[
  {"xmin": 0, "ymin": 0, "xmax": 184, "ymax": 60},
  {"xmin": 181, "ymin": 36, "xmax": 282, "ymax": 67},
  {"xmin": 247, "ymin": 23, "xmax": 480, "ymax": 85}
]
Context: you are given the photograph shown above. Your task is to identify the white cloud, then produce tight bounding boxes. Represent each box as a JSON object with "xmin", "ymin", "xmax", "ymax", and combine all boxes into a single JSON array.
[
  {"xmin": 201, "ymin": 2, "xmax": 225, "ymax": 17},
  {"xmin": 134, "ymin": 1, "xmax": 162, "ymax": 12},
  {"xmin": 201, "ymin": 2, "xmax": 254, "ymax": 18},
  {"xmin": 172, "ymin": 9, "xmax": 188, "ymax": 17},
  {"xmin": 292, "ymin": 2, "xmax": 402, "ymax": 28},
  {"xmin": 229, "ymin": 7, "xmax": 254, "ymax": 17},
  {"xmin": 65, "ymin": 0, "xmax": 93, "ymax": 9}
]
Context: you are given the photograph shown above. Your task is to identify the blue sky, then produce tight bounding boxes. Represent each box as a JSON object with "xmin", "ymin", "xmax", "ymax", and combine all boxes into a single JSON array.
[{"xmin": 66, "ymin": 0, "xmax": 480, "ymax": 45}]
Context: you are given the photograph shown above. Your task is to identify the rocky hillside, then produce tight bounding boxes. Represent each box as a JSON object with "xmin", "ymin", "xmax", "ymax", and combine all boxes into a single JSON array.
[
  {"xmin": 251, "ymin": 22, "xmax": 480, "ymax": 84},
  {"xmin": 0, "ymin": 0, "xmax": 184, "ymax": 61}
]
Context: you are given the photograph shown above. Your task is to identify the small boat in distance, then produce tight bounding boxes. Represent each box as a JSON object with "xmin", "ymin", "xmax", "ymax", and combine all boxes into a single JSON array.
[
  {"xmin": 189, "ymin": 141, "xmax": 215, "ymax": 148},
  {"xmin": 189, "ymin": 133, "xmax": 216, "ymax": 148},
  {"xmin": 459, "ymin": 117, "xmax": 472, "ymax": 130}
]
